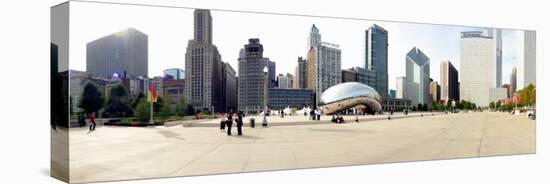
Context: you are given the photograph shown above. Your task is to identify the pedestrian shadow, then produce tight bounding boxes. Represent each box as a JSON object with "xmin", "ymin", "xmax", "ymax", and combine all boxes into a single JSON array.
[
  {"xmin": 157, "ymin": 130, "xmax": 185, "ymax": 140},
  {"xmin": 233, "ymin": 134, "xmax": 263, "ymax": 140}
]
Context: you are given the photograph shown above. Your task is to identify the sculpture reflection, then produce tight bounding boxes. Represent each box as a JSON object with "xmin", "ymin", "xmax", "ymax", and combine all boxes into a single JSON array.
[{"xmin": 319, "ymin": 82, "xmax": 382, "ymax": 115}]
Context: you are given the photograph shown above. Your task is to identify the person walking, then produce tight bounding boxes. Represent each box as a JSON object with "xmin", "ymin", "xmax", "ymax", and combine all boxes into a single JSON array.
[
  {"xmin": 226, "ymin": 112, "xmax": 233, "ymax": 136},
  {"xmin": 88, "ymin": 112, "xmax": 96, "ymax": 131},
  {"xmin": 219, "ymin": 112, "xmax": 226, "ymax": 132},
  {"xmin": 236, "ymin": 111, "xmax": 244, "ymax": 136}
]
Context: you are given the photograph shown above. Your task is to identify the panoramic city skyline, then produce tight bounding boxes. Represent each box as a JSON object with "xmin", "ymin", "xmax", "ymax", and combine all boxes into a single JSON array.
[{"xmin": 69, "ymin": 2, "xmax": 522, "ymax": 91}]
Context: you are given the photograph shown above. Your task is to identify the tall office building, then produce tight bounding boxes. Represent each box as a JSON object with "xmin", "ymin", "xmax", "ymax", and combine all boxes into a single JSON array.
[
  {"xmin": 396, "ymin": 76, "xmax": 405, "ymax": 99},
  {"xmin": 277, "ymin": 74, "xmax": 289, "ymax": 89},
  {"xmin": 163, "ymin": 68, "xmax": 184, "ymax": 80},
  {"xmin": 285, "ymin": 73, "xmax": 294, "ymax": 89},
  {"xmin": 460, "ymin": 31, "xmax": 506, "ymax": 107},
  {"xmin": 440, "ymin": 61, "xmax": 459, "ymax": 101},
  {"xmin": 306, "ymin": 24, "xmax": 342, "ymax": 106},
  {"xmin": 221, "ymin": 63, "xmax": 237, "ymax": 112},
  {"xmin": 185, "ymin": 9, "xmax": 224, "ymax": 112},
  {"xmin": 404, "ymin": 47, "xmax": 431, "ymax": 106},
  {"xmin": 510, "ymin": 67, "xmax": 517, "ymax": 95},
  {"xmin": 238, "ymin": 38, "xmax": 274, "ymax": 113},
  {"xmin": 517, "ymin": 30, "xmax": 536, "ymax": 88},
  {"xmin": 294, "ymin": 57, "xmax": 308, "ymax": 89},
  {"xmin": 487, "ymin": 28, "xmax": 503, "ymax": 87},
  {"xmin": 429, "ymin": 80, "xmax": 441, "ymax": 103},
  {"xmin": 364, "ymin": 24, "xmax": 389, "ymax": 97},
  {"xmin": 86, "ymin": 28, "xmax": 148, "ymax": 78}
]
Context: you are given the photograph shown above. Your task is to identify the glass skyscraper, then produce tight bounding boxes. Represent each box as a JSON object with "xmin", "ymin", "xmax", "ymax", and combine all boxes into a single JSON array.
[{"xmin": 365, "ymin": 24, "xmax": 389, "ymax": 97}]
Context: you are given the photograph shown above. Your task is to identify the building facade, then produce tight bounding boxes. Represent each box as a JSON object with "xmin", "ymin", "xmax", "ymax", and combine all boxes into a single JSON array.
[
  {"xmin": 460, "ymin": 31, "xmax": 506, "ymax": 107},
  {"xmin": 162, "ymin": 78, "xmax": 185, "ymax": 105},
  {"xmin": 404, "ymin": 47, "xmax": 431, "ymax": 106},
  {"xmin": 268, "ymin": 88, "xmax": 313, "ymax": 110},
  {"xmin": 396, "ymin": 76, "xmax": 405, "ymax": 99},
  {"xmin": 440, "ymin": 61, "xmax": 459, "ymax": 101},
  {"xmin": 86, "ymin": 28, "xmax": 148, "ymax": 79},
  {"xmin": 238, "ymin": 38, "xmax": 274, "ymax": 113},
  {"xmin": 294, "ymin": 57, "xmax": 308, "ymax": 89},
  {"xmin": 517, "ymin": 30, "xmax": 536, "ymax": 88},
  {"xmin": 429, "ymin": 80, "xmax": 441, "ymax": 103},
  {"xmin": 306, "ymin": 24, "xmax": 342, "ymax": 106},
  {"xmin": 365, "ymin": 24, "xmax": 389, "ymax": 97},
  {"xmin": 184, "ymin": 9, "xmax": 224, "ymax": 112},
  {"xmin": 510, "ymin": 67, "xmax": 517, "ymax": 95},
  {"xmin": 163, "ymin": 68, "xmax": 184, "ymax": 80},
  {"xmin": 221, "ymin": 62, "xmax": 237, "ymax": 112}
]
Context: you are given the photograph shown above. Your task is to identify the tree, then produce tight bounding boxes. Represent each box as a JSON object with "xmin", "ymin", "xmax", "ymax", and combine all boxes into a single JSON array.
[
  {"xmin": 519, "ymin": 84, "xmax": 536, "ymax": 107},
  {"xmin": 132, "ymin": 92, "xmax": 145, "ymax": 109},
  {"xmin": 133, "ymin": 98, "xmax": 150, "ymax": 121},
  {"xmin": 158, "ymin": 95, "xmax": 174, "ymax": 118},
  {"xmin": 175, "ymin": 97, "xmax": 190, "ymax": 117},
  {"xmin": 422, "ymin": 103, "xmax": 428, "ymax": 111},
  {"xmin": 417, "ymin": 103, "xmax": 422, "ymax": 111},
  {"xmin": 78, "ymin": 83, "xmax": 104, "ymax": 114},
  {"xmin": 104, "ymin": 84, "xmax": 132, "ymax": 118},
  {"xmin": 489, "ymin": 102, "xmax": 495, "ymax": 110}
]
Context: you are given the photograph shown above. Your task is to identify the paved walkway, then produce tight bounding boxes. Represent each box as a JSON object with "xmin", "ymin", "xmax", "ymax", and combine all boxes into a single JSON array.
[
  {"xmin": 176, "ymin": 112, "xmax": 442, "ymax": 127},
  {"xmin": 60, "ymin": 112, "xmax": 535, "ymax": 183}
]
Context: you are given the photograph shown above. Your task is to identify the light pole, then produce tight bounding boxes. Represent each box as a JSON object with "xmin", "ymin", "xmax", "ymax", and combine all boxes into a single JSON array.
[{"xmin": 262, "ymin": 66, "xmax": 268, "ymax": 127}]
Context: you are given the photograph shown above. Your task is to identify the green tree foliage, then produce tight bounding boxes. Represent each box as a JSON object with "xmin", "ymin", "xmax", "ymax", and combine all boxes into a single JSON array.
[
  {"xmin": 78, "ymin": 83, "xmax": 104, "ymax": 114},
  {"xmin": 133, "ymin": 98, "xmax": 150, "ymax": 121},
  {"xmin": 104, "ymin": 84, "xmax": 132, "ymax": 118},
  {"xmin": 519, "ymin": 84, "xmax": 536, "ymax": 106},
  {"xmin": 489, "ymin": 102, "xmax": 495, "ymax": 109},
  {"xmin": 174, "ymin": 97, "xmax": 191, "ymax": 117}
]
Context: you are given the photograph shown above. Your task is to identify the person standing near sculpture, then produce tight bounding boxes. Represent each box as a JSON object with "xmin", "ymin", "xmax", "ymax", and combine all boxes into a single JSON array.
[
  {"xmin": 236, "ymin": 111, "xmax": 244, "ymax": 136},
  {"xmin": 219, "ymin": 112, "xmax": 226, "ymax": 132},
  {"xmin": 226, "ymin": 112, "xmax": 233, "ymax": 136}
]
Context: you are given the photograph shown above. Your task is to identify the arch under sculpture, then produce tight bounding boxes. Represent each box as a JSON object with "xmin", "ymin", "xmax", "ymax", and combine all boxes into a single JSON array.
[{"xmin": 319, "ymin": 82, "xmax": 382, "ymax": 115}]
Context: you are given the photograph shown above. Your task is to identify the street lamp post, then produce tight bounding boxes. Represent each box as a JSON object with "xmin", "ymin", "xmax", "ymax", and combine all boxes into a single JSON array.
[{"xmin": 262, "ymin": 66, "xmax": 268, "ymax": 127}]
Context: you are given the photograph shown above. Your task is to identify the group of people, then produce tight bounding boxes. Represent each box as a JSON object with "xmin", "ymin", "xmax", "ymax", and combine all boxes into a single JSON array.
[
  {"xmin": 331, "ymin": 115, "xmax": 345, "ymax": 124},
  {"xmin": 219, "ymin": 111, "xmax": 245, "ymax": 136},
  {"xmin": 309, "ymin": 109, "xmax": 321, "ymax": 120}
]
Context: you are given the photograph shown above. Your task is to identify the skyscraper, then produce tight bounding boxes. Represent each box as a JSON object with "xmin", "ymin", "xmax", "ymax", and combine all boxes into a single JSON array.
[
  {"xmin": 285, "ymin": 73, "xmax": 294, "ymax": 89},
  {"xmin": 396, "ymin": 76, "xmax": 405, "ymax": 99},
  {"xmin": 221, "ymin": 63, "xmax": 237, "ymax": 112},
  {"xmin": 86, "ymin": 28, "xmax": 148, "ymax": 78},
  {"xmin": 163, "ymin": 68, "xmax": 184, "ymax": 80},
  {"xmin": 185, "ymin": 9, "xmax": 224, "ymax": 112},
  {"xmin": 510, "ymin": 67, "xmax": 517, "ymax": 95},
  {"xmin": 404, "ymin": 47, "xmax": 431, "ymax": 106},
  {"xmin": 488, "ymin": 28, "xmax": 503, "ymax": 87},
  {"xmin": 306, "ymin": 24, "xmax": 342, "ymax": 106},
  {"xmin": 365, "ymin": 24, "xmax": 389, "ymax": 97},
  {"xmin": 460, "ymin": 31, "xmax": 506, "ymax": 107},
  {"xmin": 238, "ymin": 38, "xmax": 274, "ymax": 113},
  {"xmin": 277, "ymin": 74, "xmax": 289, "ymax": 89},
  {"xmin": 517, "ymin": 30, "xmax": 536, "ymax": 88},
  {"xmin": 294, "ymin": 57, "xmax": 308, "ymax": 89},
  {"xmin": 429, "ymin": 80, "xmax": 441, "ymax": 103},
  {"xmin": 440, "ymin": 61, "xmax": 459, "ymax": 101}
]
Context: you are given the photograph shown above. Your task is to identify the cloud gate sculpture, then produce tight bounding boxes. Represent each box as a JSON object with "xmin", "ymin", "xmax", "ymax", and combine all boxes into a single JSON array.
[{"xmin": 319, "ymin": 82, "xmax": 382, "ymax": 115}]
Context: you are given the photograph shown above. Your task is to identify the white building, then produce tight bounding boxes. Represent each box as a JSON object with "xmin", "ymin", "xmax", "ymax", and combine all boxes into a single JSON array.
[
  {"xmin": 396, "ymin": 76, "xmax": 405, "ymax": 99},
  {"xmin": 460, "ymin": 31, "xmax": 506, "ymax": 107},
  {"xmin": 307, "ymin": 24, "xmax": 342, "ymax": 106},
  {"xmin": 517, "ymin": 30, "xmax": 536, "ymax": 89},
  {"xmin": 404, "ymin": 47, "xmax": 431, "ymax": 106}
]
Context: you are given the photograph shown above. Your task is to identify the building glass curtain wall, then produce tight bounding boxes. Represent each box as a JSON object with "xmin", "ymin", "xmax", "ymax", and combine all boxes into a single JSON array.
[
  {"xmin": 365, "ymin": 24, "xmax": 389, "ymax": 97},
  {"xmin": 404, "ymin": 47, "xmax": 431, "ymax": 106}
]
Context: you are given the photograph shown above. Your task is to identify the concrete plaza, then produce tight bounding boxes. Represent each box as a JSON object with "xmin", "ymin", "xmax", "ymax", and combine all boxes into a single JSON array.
[{"xmin": 61, "ymin": 112, "xmax": 535, "ymax": 183}]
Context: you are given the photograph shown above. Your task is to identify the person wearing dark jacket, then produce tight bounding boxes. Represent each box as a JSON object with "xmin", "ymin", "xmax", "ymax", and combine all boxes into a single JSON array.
[
  {"xmin": 236, "ymin": 112, "xmax": 244, "ymax": 136},
  {"xmin": 226, "ymin": 112, "xmax": 233, "ymax": 136}
]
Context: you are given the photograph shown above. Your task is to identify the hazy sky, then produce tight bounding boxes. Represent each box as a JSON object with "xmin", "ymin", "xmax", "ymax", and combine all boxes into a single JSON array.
[{"xmin": 70, "ymin": 1, "xmax": 521, "ymax": 91}]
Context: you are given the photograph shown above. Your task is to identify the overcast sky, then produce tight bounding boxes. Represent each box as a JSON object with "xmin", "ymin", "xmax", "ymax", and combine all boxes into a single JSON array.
[{"xmin": 69, "ymin": 1, "xmax": 521, "ymax": 91}]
